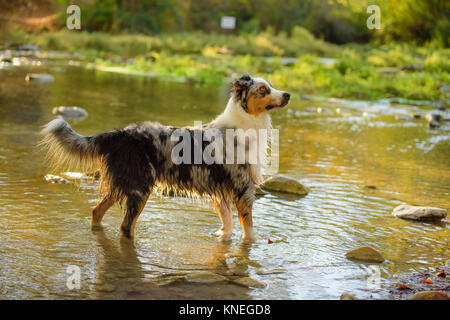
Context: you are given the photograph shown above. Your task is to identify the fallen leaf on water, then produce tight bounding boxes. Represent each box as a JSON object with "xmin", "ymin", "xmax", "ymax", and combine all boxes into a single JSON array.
[
  {"xmin": 398, "ymin": 284, "xmax": 409, "ymax": 290},
  {"xmin": 268, "ymin": 239, "xmax": 273, "ymax": 244},
  {"xmin": 424, "ymin": 279, "xmax": 433, "ymax": 284}
]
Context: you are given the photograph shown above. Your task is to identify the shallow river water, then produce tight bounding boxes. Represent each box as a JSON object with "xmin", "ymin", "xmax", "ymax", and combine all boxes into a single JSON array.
[{"xmin": 0, "ymin": 59, "xmax": 449, "ymax": 299}]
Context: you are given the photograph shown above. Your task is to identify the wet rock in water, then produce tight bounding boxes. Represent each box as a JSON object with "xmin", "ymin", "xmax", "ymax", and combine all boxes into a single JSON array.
[
  {"xmin": 392, "ymin": 205, "xmax": 447, "ymax": 221},
  {"xmin": 426, "ymin": 113, "xmax": 442, "ymax": 122},
  {"xmin": 25, "ymin": 73, "xmax": 54, "ymax": 83},
  {"xmin": 364, "ymin": 185, "xmax": 377, "ymax": 190},
  {"xmin": 410, "ymin": 291, "xmax": 449, "ymax": 300},
  {"xmin": 340, "ymin": 292, "xmax": 358, "ymax": 300},
  {"xmin": 232, "ymin": 277, "xmax": 266, "ymax": 288},
  {"xmin": 261, "ymin": 175, "xmax": 309, "ymax": 195},
  {"xmin": 52, "ymin": 106, "xmax": 88, "ymax": 119},
  {"xmin": 184, "ymin": 271, "xmax": 228, "ymax": 284},
  {"xmin": 345, "ymin": 247, "xmax": 385, "ymax": 263},
  {"xmin": 1, "ymin": 54, "xmax": 12, "ymax": 63},
  {"xmin": 426, "ymin": 113, "xmax": 442, "ymax": 129},
  {"xmin": 61, "ymin": 172, "xmax": 88, "ymax": 179},
  {"xmin": 411, "ymin": 113, "xmax": 422, "ymax": 119},
  {"xmin": 44, "ymin": 174, "xmax": 69, "ymax": 184}
]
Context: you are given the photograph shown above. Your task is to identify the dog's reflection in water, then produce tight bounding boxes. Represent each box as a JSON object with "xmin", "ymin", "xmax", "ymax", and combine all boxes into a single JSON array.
[
  {"xmin": 92, "ymin": 226, "xmax": 146, "ymax": 298},
  {"xmin": 92, "ymin": 228, "xmax": 253, "ymax": 299},
  {"xmin": 207, "ymin": 240, "xmax": 260, "ymax": 277}
]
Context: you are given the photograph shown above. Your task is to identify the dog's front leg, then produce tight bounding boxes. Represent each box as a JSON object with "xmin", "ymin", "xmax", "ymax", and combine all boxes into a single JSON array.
[
  {"xmin": 235, "ymin": 199, "xmax": 255, "ymax": 241},
  {"xmin": 214, "ymin": 200, "xmax": 233, "ymax": 241}
]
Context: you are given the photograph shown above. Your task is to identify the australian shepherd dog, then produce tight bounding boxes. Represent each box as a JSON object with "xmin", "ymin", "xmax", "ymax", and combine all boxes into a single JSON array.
[{"xmin": 40, "ymin": 74, "xmax": 290, "ymax": 240}]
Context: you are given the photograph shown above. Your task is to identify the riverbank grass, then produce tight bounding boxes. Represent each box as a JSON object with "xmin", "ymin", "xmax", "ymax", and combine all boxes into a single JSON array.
[{"xmin": 2, "ymin": 30, "xmax": 449, "ymax": 101}]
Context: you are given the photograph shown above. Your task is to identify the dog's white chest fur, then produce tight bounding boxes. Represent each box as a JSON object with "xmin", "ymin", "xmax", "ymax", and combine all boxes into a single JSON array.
[{"xmin": 211, "ymin": 97, "xmax": 271, "ymax": 184}]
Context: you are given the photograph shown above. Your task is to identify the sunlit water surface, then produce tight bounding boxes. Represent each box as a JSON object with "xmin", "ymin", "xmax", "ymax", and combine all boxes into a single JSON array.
[{"xmin": 0, "ymin": 61, "xmax": 449, "ymax": 300}]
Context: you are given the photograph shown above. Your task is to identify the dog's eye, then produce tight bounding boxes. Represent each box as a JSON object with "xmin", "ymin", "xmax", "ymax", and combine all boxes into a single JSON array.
[{"xmin": 259, "ymin": 86, "xmax": 268, "ymax": 95}]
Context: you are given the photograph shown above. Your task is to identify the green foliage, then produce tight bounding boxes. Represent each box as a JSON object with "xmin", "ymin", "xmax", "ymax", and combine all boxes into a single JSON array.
[
  {"xmin": 21, "ymin": 29, "xmax": 340, "ymax": 57},
  {"xmin": 1, "ymin": 0, "xmax": 448, "ymax": 45}
]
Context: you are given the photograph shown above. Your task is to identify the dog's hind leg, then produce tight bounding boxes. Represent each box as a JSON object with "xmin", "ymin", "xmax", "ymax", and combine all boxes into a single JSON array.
[
  {"xmin": 92, "ymin": 196, "xmax": 115, "ymax": 226},
  {"xmin": 120, "ymin": 193, "xmax": 149, "ymax": 239},
  {"xmin": 214, "ymin": 200, "xmax": 233, "ymax": 241}
]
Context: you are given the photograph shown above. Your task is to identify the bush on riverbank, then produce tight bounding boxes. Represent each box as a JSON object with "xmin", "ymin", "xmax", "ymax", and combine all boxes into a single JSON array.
[
  {"xmin": 2, "ymin": 28, "xmax": 340, "ymax": 57},
  {"xmin": 2, "ymin": 30, "xmax": 449, "ymax": 101}
]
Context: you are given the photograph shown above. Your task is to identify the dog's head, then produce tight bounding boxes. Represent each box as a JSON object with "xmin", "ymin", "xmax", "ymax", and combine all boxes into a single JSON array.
[{"xmin": 232, "ymin": 74, "xmax": 290, "ymax": 116}]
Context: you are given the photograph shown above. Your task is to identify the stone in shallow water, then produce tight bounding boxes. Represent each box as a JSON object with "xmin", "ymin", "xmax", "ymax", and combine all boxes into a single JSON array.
[
  {"xmin": 410, "ymin": 291, "xmax": 449, "ymax": 300},
  {"xmin": 52, "ymin": 106, "xmax": 88, "ymax": 119},
  {"xmin": 25, "ymin": 73, "xmax": 54, "ymax": 82},
  {"xmin": 62, "ymin": 172, "xmax": 88, "ymax": 179},
  {"xmin": 260, "ymin": 175, "xmax": 309, "ymax": 195},
  {"xmin": 392, "ymin": 205, "xmax": 447, "ymax": 221},
  {"xmin": 345, "ymin": 247, "xmax": 384, "ymax": 263},
  {"xmin": 340, "ymin": 292, "xmax": 358, "ymax": 300},
  {"xmin": 232, "ymin": 277, "xmax": 266, "ymax": 288},
  {"xmin": 1, "ymin": 54, "xmax": 12, "ymax": 63},
  {"xmin": 44, "ymin": 174, "xmax": 69, "ymax": 184},
  {"xmin": 184, "ymin": 271, "xmax": 228, "ymax": 284}
]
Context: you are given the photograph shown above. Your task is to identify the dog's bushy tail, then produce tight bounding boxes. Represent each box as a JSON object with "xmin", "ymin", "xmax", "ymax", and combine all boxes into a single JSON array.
[{"xmin": 39, "ymin": 118, "xmax": 100, "ymax": 174}]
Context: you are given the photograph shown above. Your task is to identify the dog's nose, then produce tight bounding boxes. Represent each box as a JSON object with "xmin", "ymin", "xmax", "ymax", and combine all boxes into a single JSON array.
[{"xmin": 283, "ymin": 92, "xmax": 290, "ymax": 100}]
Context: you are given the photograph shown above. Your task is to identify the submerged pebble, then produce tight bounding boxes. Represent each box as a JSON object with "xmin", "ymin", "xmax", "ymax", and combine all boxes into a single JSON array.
[
  {"xmin": 44, "ymin": 174, "xmax": 69, "ymax": 184},
  {"xmin": 392, "ymin": 205, "xmax": 447, "ymax": 221},
  {"xmin": 345, "ymin": 247, "xmax": 385, "ymax": 263}
]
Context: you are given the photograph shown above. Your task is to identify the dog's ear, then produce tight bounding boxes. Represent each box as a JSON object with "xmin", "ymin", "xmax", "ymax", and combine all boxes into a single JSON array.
[{"xmin": 233, "ymin": 74, "xmax": 253, "ymax": 92}]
